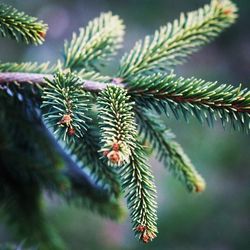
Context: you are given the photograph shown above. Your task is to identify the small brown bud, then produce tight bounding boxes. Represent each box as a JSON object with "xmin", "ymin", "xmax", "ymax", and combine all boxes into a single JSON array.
[
  {"xmin": 112, "ymin": 143, "xmax": 120, "ymax": 151},
  {"xmin": 68, "ymin": 127, "xmax": 75, "ymax": 136},
  {"xmin": 38, "ymin": 31, "xmax": 46, "ymax": 39},
  {"xmin": 60, "ymin": 114, "xmax": 72, "ymax": 126},
  {"xmin": 142, "ymin": 233, "xmax": 150, "ymax": 244},
  {"xmin": 136, "ymin": 225, "xmax": 146, "ymax": 232},
  {"xmin": 195, "ymin": 176, "xmax": 206, "ymax": 193},
  {"xmin": 223, "ymin": 8, "xmax": 233, "ymax": 15},
  {"xmin": 108, "ymin": 151, "xmax": 120, "ymax": 164}
]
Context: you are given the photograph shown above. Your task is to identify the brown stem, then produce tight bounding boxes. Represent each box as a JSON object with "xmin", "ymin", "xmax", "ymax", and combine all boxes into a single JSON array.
[
  {"xmin": 0, "ymin": 72, "xmax": 125, "ymax": 92},
  {"xmin": 1, "ymin": 72, "xmax": 249, "ymax": 114}
]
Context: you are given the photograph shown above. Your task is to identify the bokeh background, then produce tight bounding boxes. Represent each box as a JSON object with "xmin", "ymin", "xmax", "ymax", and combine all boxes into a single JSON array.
[{"xmin": 0, "ymin": 0, "xmax": 249, "ymax": 249}]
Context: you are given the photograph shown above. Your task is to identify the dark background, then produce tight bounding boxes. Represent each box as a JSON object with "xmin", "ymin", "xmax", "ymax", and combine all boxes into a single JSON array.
[{"xmin": 0, "ymin": 1, "xmax": 249, "ymax": 249}]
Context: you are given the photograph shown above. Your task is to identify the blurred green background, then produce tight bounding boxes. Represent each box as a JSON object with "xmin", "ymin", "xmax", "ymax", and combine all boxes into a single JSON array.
[{"xmin": 0, "ymin": 0, "xmax": 249, "ymax": 249}]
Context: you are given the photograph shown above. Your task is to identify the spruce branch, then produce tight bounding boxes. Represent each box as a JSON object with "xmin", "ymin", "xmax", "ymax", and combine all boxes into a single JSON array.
[
  {"xmin": 118, "ymin": 0, "xmax": 237, "ymax": 78},
  {"xmin": 97, "ymin": 86, "xmax": 137, "ymax": 166},
  {"xmin": 97, "ymin": 86, "xmax": 158, "ymax": 242},
  {"xmin": 64, "ymin": 12, "xmax": 125, "ymax": 71},
  {"xmin": 41, "ymin": 72, "xmax": 91, "ymax": 142},
  {"xmin": 0, "ymin": 0, "xmax": 248, "ymax": 246},
  {"xmin": 0, "ymin": 3, "xmax": 48, "ymax": 44},
  {"xmin": 1, "ymin": 70, "xmax": 250, "ymax": 134},
  {"xmin": 121, "ymin": 144, "xmax": 158, "ymax": 243},
  {"xmin": 1, "ymin": 78, "xmax": 124, "ymax": 233},
  {"xmin": 42, "ymin": 79, "xmax": 122, "ymax": 198},
  {"xmin": 0, "ymin": 83, "xmax": 110, "ymax": 201},
  {"xmin": 1, "ymin": 71, "xmax": 249, "ymax": 132},
  {"xmin": 136, "ymin": 110, "xmax": 206, "ymax": 192},
  {"xmin": 129, "ymin": 73, "xmax": 250, "ymax": 132}
]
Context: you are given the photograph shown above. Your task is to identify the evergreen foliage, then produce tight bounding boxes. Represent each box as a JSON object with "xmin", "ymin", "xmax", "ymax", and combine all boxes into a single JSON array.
[
  {"xmin": 118, "ymin": 0, "xmax": 237, "ymax": 78},
  {"xmin": 63, "ymin": 12, "xmax": 125, "ymax": 71},
  {"xmin": 121, "ymin": 145, "xmax": 158, "ymax": 243},
  {"xmin": 129, "ymin": 72, "xmax": 250, "ymax": 132},
  {"xmin": 97, "ymin": 86, "xmax": 137, "ymax": 166},
  {"xmin": 42, "ymin": 72, "xmax": 91, "ymax": 142},
  {"xmin": 97, "ymin": 86, "xmax": 158, "ymax": 242},
  {"xmin": 0, "ymin": 3, "xmax": 47, "ymax": 44},
  {"xmin": 0, "ymin": 0, "xmax": 248, "ymax": 248}
]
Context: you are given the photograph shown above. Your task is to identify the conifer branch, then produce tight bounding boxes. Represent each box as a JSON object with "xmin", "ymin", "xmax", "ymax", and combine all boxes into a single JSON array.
[
  {"xmin": 41, "ymin": 73, "xmax": 91, "ymax": 142},
  {"xmin": 129, "ymin": 73, "xmax": 250, "ymax": 132},
  {"xmin": 118, "ymin": 0, "xmax": 237, "ymax": 78},
  {"xmin": 64, "ymin": 12, "xmax": 125, "ymax": 71},
  {"xmin": 97, "ymin": 86, "xmax": 158, "ymax": 242},
  {"xmin": 0, "ymin": 3, "xmax": 47, "ymax": 44},
  {"xmin": 97, "ymin": 86, "xmax": 137, "ymax": 166},
  {"xmin": 0, "ymin": 0, "xmax": 247, "ymax": 246},
  {"xmin": 41, "ymin": 82, "xmax": 124, "ymax": 219},
  {"xmin": 1, "ymin": 71, "xmax": 249, "ymax": 132},
  {"xmin": 136, "ymin": 110, "xmax": 206, "ymax": 192},
  {"xmin": 121, "ymin": 145, "xmax": 158, "ymax": 243}
]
